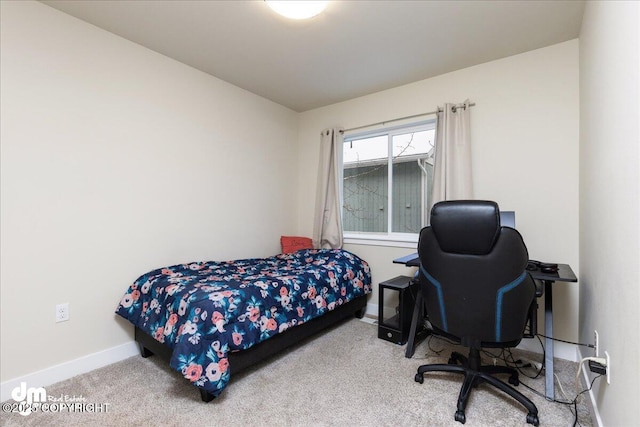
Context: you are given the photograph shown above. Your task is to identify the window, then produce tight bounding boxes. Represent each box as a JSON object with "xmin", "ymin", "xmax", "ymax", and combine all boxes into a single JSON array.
[{"xmin": 342, "ymin": 120, "xmax": 436, "ymax": 245}]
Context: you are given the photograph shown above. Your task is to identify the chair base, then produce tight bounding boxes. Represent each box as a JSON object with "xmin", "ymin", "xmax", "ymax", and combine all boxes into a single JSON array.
[{"xmin": 415, "ymin": 348, "xmax": 539, "ymax": 426}]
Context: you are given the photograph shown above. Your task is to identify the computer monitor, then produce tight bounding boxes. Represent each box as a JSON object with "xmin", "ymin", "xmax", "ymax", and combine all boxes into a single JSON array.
[{"xmin": 500, "ymin": 211, "xmax": 515, "ymax": 228}]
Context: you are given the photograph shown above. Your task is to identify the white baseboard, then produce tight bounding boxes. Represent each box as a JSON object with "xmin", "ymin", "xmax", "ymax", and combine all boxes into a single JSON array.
[
  {"xmin": 1, "ymin": 341, "xmax": 139, "ymax": 403},
  {"xmin": 365, "ymin": 302, "xmax": 377, "ymax": 317},
  {"xmin": 577, "ymin": 347, "xmax": 604, "ymax": 427}
]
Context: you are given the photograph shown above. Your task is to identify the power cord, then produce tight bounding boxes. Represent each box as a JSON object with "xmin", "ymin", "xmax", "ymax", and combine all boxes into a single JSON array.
[
  {"xmin": 536, "ymin": 333, "xmax": 596, "ymax": 350},
  {"xmin": 413, "ymin": 335, "xmax": 448, "ymax": 360},
  {"xmin": 497, "ymin": 335, "xmax": 545, "ymax": 380},
  {"xmin": 518, "ymin": 373, "xmax": 602, "ymax": 427},
  {"xmin": 499, "ymin": 340, "xmax": 600, "ymax": 427},
  {"xmin": 426, "ymin": 335, "xmax": 444, "ymax": 356},
  {"xmin": 576, "ymin": 356, "xmax": 607, "ymax": 385},
  {"xmin": 481, "ymin": 336, "xmax": 599, "ymax": 427},
  {"xmin": 420, "ymin": 332, "xmax": 601, "ymax": 425}
]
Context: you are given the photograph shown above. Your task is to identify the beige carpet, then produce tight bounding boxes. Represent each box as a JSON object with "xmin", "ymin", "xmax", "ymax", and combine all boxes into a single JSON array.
[{"xmin": 1, "ymin": 319, "xmax": 592, "ymax": 426}]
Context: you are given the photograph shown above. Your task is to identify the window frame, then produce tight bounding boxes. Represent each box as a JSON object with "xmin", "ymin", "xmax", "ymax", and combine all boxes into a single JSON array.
[{"xmin": 341, "ymin": 119, "xmax": 436, "ymax": 247}]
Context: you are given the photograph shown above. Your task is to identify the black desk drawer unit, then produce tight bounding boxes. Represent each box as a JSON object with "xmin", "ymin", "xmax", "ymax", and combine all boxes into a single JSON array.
[{"xmin": 378, "ymin": 275, "xmax": 418, "ymax": 345}]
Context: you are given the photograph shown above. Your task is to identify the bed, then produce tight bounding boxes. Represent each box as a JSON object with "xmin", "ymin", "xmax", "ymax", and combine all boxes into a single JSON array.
[{"xmin": 115, "ymin": 248, "xmax": 372, "ymax": 401}]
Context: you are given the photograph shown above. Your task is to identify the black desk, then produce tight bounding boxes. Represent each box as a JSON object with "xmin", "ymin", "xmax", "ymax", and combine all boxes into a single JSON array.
[
  {"xmin": 393, "ymin": 253, "xmax": 577, "ymax": 400},
  {"xmin": 392, "ymin": 252, "xmax": 421, "ymax": 267}
]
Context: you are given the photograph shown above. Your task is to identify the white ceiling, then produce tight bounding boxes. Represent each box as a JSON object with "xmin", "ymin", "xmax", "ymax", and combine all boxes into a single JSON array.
[{"xmin": 42, "ymin": 0, "xmax": 585, "ymax": 112}]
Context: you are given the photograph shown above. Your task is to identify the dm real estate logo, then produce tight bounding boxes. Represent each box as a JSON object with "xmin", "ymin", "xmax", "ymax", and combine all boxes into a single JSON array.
[
  {"xmin": 11, "ymin": 382, "xmax": 46, "ymax": 416},
  {"xmin": 6, "ymin": 382, "xmax": 109, "ymax": 416}
]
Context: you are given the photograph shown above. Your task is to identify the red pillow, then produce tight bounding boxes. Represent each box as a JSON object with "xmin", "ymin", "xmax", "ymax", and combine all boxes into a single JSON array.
[{"xmin": 280, "ymin": 236, "xmax": 313, "ymax": 253}]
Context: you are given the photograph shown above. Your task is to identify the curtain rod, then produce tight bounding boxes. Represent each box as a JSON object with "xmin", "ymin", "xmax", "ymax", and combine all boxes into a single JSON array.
[{"xmin": 339, "ymin": 102, "xmax": 475, "ymax": 134}]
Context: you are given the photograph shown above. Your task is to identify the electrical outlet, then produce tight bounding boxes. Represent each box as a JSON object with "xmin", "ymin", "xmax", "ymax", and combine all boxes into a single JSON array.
[
  {"xmin": 605, "ymin": 351, "xmax": 611, "ymax": 384},
  {"xmin": 55, "ymin": 303, "xmax": 69, "ymax": 323},
  {"xmin": 594, "ymin": 330, "xmax": 599, "ymax": 357}
]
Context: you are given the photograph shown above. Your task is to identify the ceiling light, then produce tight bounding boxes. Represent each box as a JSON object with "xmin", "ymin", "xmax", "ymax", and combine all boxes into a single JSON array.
[{"xmin": 266, "ymin": 1, "xmax": 328, "ymax": 20}]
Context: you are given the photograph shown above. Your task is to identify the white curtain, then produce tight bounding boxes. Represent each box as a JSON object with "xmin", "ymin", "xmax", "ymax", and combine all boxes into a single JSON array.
[
  {"xmin": 431, "ymin": 100, "xmax": 473, "ymax": 210},
  {"xmin": 313, "ymin": 129, "xmax": 344, "ymax": 249}
]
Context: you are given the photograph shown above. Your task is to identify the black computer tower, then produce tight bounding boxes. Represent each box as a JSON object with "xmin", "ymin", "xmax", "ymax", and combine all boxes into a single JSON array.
[{"xmin": 378, "ymin": 276, "xmax": 418, "ymax": 345}]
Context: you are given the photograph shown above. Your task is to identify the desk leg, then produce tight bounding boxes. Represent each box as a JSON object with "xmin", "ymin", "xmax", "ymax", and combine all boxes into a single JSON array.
[
  {"xmin": 405, "ymin": 288, "xmax": 431, "ymax": 358},
  {"xmin": 405, "ymin": 290, "xmax": 423, "ymax": 358},
  {"xmin": 544, "ymin": 280, "xmax": 554, "ymax": 400}
]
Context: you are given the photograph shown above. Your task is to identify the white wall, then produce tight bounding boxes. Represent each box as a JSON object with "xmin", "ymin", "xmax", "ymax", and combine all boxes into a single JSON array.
[
  {"xmin": 298, "ymin": 40, "xmax": 580, "ymax": 359},
  {"xmin": 579, "ymin": 2, "xmax": 640, "ymax": 426},
  {"xmin": 0, "ymin": 1, "xmax": 298, "ymax": 384},
  {"xmin": 0, "ymin": 0, "xmax": 592, "ymax": 405}
]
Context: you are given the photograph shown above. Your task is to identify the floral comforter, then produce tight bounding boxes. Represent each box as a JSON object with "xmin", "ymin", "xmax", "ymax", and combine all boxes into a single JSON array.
[{"xmin": 115, "ymin": 249, "xmax": 371, "ymax": 397}]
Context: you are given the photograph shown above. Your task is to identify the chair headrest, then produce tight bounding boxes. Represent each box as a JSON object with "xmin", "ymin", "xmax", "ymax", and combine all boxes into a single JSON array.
[{"xmin": 430, "ymin": 200, "xmax": 500, "ymax": 255}]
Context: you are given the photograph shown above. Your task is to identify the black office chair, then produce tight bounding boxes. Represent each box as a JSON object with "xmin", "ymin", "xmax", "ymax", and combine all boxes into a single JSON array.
[{"xmin": 414, "ymin": 200, "xmax": 539, "ymax": 426}]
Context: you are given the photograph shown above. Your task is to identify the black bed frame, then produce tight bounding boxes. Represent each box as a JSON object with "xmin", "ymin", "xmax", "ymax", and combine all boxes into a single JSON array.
[{"xmin": 135, "ymin": 294, "xmax": 368, "ymax": 402}]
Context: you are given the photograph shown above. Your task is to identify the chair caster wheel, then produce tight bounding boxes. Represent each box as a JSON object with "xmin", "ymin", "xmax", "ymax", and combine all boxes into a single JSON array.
[
  {"xmin": 526, "ymin": 413, "xmax": 539, "ymax": 426},
  {"xmin": 454, "ymin": 410, "xmax": 466, "ymax": 424},
  {"xmin": 414, "ymin": 373, "xmax": 424, "ymax": 384},
  {"xmin": 508, "ymin": 374, "xmax": 520, "ymax": 386}
]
